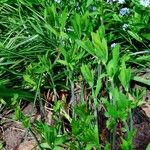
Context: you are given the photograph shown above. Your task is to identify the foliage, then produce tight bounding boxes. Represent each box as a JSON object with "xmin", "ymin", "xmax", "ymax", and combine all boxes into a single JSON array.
[{"xmin": 0, "ymin": 0, "xmax": 150, "ymax": 149}]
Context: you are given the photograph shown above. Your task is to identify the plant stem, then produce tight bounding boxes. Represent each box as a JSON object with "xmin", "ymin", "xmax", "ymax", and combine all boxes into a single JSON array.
[
  {"xmin": 129, "ymin": 110, "xmax": 133, "ymax": 131},
  {"xmin": 112, "ymin": 124, "xmax": 117, "ymax": 150},
  {"xmin": 29, "ymin": 74, "xmax": 42, "ymax": 121}
]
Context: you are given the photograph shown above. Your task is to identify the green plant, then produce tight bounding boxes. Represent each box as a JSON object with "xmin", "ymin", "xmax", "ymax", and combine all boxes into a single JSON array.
[{"xmin": 0, "ymin": 0, "xmax": 150, "ymax": 149}]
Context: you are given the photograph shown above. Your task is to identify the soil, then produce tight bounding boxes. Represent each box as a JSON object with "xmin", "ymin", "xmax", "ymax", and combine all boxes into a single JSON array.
[{"xmin": 0, "ymin": 103, "xmax": 38, "ymax": 150}]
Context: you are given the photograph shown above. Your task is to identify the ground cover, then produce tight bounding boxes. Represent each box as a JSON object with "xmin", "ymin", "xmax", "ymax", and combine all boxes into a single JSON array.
[{"xmin": 0, "ymin": 0, "xmax": 150, "ymax": 149}]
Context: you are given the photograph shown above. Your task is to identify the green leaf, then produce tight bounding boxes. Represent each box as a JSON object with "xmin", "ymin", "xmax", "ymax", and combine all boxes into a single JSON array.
[
  {"xmin": 120, "ymin": 139, "xmax": 131, "ymax": 150},
  {"xmin": 40, "ymin": 143, "xmax": 51, "ymax": 149},
  {"xmin": 146, "ymin": 143, "xmax": 150, "ymax": 150},
  {"xmin": 53, "ymin": 146, "xmax": 65, "ymax": 150},
  {"xmin": 0, "ymin": 142, "xmax": 4, "ymax": 149},
  {"xmin": 113, "ymin": 14, "xmax": 121, "ymax": 21},
  {"xmin": 14, "ymin": 106, "xmax": 23, "ymax": 121},
  {"xmin": 44, "ymin": 5, "xmax": 56, "ymax": 26},
  {"xmin": 106, "ymin": 44, "xmax": 120, "ymax": 77},
  {"xmin": 142, "ymin": 33, "xmax": 150, "ymax": 41},
  {"xmin": 57, "ymin": 60, "xmax": 68, "ymax": 66},
  {"xmin": 23, "ymin": 74, "xmax": 37, "ymax": 88},
  {"xmin": 92, "ymin": 32, "xmax": 108, "ymax": 64},
  {"xmin": 28, "ymin": 20, "xmax": 43, "ymax": 35},
  {"xmin": 9, "ymin": 35, "xmax": 39, "ymax": 50},
  {"xmin": 133, "ymin": 76, "xmax": 150, "ymax": 86},
  {"xmin": 128, "ymin": 31, "xmax": 142, "ymax": 42},
  {"xmin": 81, "ymin": 64, "xmax": 94, "ymax": 87},
  {"xmin": 104, "ymin": 143, "xmax": 111, "ymax": 150},
  {"xmin": 0, "ymin": 85, "xmax": 34, "ymax": 100},
  {"xmin": 22, "ymin": 116, "xmax": 30, "ymax": 128},
  {"xmin": 98, "ymin": 25, "xmax": 105, "ymax": 40},
  {"xmin": 45, "ymin": 24, "xmax": 58, "ymax": 36},
  {"xmin": 119, "ymin": 62, "xmax": 131, "ymax": 92},
  {"xmin": 112, "ymin": 44, "xmax": 120, "ymax": 66},
  {"xmin": 107, "ymin": 60, "xmax": 115, "ymax": 77},
  {"xmin": 76, "ymin": 39, "xmax": 95, "ymax": 56},
  {"xmin": 95, "ymin": 76, "xmax": 102, "ymax": 97},
  {"xmin": 105, "ymin": 103, "xmax": 118, "ymax": 119},
  {"xmin": 85, "ymin": 144, "xmax": 96, "ymax": 150},
  {"xmin": 86, "ymin": 0, "xmax": 93, "ymax": 7},
  {"xmin": 54, "ymin": 135, "xmax": 67, "ymax": 146},
  {"xmin": 59, "ymin": 8, "xmax": 68, "ymax": 30},
  {"xmin": 75, "ymin": 50, "xmax": 85, "ymax": 60},
  {"xmin": 71, "ymin": 13, "xmax": 81, "ymax": 39}
]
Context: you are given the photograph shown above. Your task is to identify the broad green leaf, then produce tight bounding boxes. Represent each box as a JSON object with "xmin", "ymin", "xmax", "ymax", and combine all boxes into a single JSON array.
[
  {"xmin": 113, "ymin": 14, "xmax": 121, "ymax": 21},
  {"xmin": 146, "ymin": 143, "xmax": 150, "ymax": 150},
  {"xmin": 61, "ymin": 48, "xmax": 68, "ymax": 60},
  {"xmin": 40, "ymin": 143, "xmax": 51, "ymax": 149},
  {"xmin": 44, "ymin": 5, "xmax": 56, "ymax": 26},
  {"xmin": 106, "ymin": 60, "xmax": 114, "ymax": 77},
  {"xmin": 99, "ymin": 38, "xmax": 108, "ymax": 63},
  {"xmin": 128, "ymin": 31, "xmax": 142, "ymax": 42},
  {"xmin": 60, "ymin": 31, "xmax": 69, "ymax": 39},
  {"xmin": 23, "ymin": 74, "xmax": 37, "ymax": 87},
  {"xmin": 120, "ymin": 139, "xmax": 131, "ymax": 150},
  {"xmin": 133, "ymin": 76, "xmax": 150, "ymax": 86},
  {"xmin": 107, "ymin": 44, "xmax": 120, "ymax": 77},
  {"xmin": 54, "ymin": 135, "xmax": 67, "ymax": 145},
  {"xmin": 98, "ymin": 25, "xmax": 105, "ymax": 40},
  {"xmin": 57, "ymin": 60, "xmax": 68, "ymax": 66},
  {"xmin": 92, "ymin": 32, "xmax": 108, "ymax": 64},
  {"xmin": 45, "ymin": 24, "xmax": 58, "ymax": 36},
  {"xmin": 71, "ymin": 13, "xmax": 81, "ymax": 39},
  {"xmin": 81, "ymin": 64, "xmax": 94, "ymax": 87},
  {"xmin": 142, "ymin": 33, "xmax": 150, "ymax": 41},
  {"xmin": 117, "ymin": 93, "xmax": 130, "ymax": 110},
  {"xmin": 111, "ymin": 88, "xmax": 120, "ymax": 103},
  {"xmin": 86, "ymin": 0, "xmax": 93, "ymax": 7},
  {"xmin": 105, "ymin": 103, "xmax": 118, "ymax": 119},
  {"xmin": 53, "ymin": 146, "xmax": 65, "ymax": 150},
  {"xmin": 14, "ymin": 106, "xmax": 23, "ymax": 120},
  {"xmin": 104, "ymin": 143, "xmax": 111, "ymax": 150},
  {"xmin": 59, "ymin": 8, "xmax": 68, "ymax": 30},
  {"xmin": 0, "ymin": 142, "xmax": 3, "ymax": 150},
  {"xmin": 85, "ymin": 144, "xmax": 96, "ymax": 150},
  {"xmin": 119, "ymin": 62, "xmax": 131, "ymax": 91},
  {"xmin": 76, "ymin": 39, "xmax": 95, "ymax": 56},
  {"xmin": 75, "ymin": 50, "xmax": 85, "ymax": 60}
]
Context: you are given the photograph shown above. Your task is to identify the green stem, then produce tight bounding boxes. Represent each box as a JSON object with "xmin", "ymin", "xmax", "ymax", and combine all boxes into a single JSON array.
[
  {"xmin": 92, "ymin": 88, "xmax": 101, "ymax": 150},
  {"xmin": 112, "ymin": 123, "xmax": 117, "ymax": 150},
  {"xmin": 29, "ymin": 74, "xmax": 42, "ymax": 119},
  {"xmin": 69, "ymin": 80, "xmax": 75, "ymax": 106},
  {"xmin": 48, "ymin": 72, "xmax": 57, "ymax": 100},
  {"xmin": 129, "ymin": 110, "xmax": 133, "ymax": 131}
]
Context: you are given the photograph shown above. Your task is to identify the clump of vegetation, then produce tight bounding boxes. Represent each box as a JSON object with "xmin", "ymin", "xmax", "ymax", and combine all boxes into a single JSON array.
[{"xmin": 0, "ymin": 0, "xmax": 150, "ymax": 149}]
